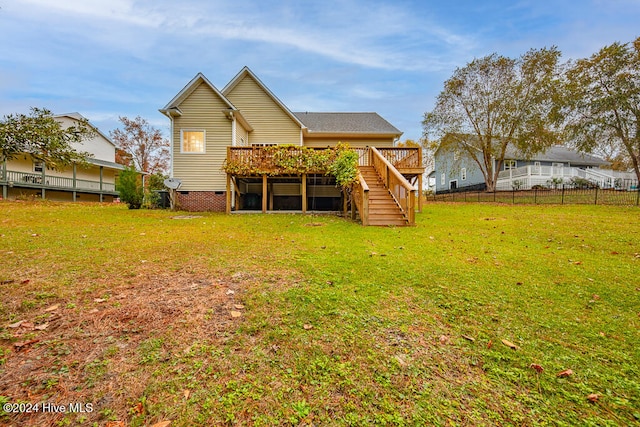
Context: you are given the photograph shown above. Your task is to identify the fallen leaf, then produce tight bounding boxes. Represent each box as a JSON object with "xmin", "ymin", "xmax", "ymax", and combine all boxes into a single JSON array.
[
  {"xmin": 105, "ymin": 422, "xmax": 126, "ymax": 427},
  {"xmin": 151, "ymin": 421, "xmax": 171, "ymax": 427},
  {"xmin": 20, "ymin": 279, "xmax": 30, "ymax": 285},
  {"xmin": 487, "ymin": 340, "xmax": 493, "ymax": 349},
  {"xmin": 501, "ymin": 339, "xmax": 518, "ymax": 350},
  {"xmin": 530, "ymin": 363, "xmax": 544, "ymax": 373},
  {"xmin": 394, "ymin": 355, "xmax": 408, "ymax": 367},
  {"xmin": 31, "ymin": 233, "xmax": 39, "ymax": 237},
  {"xmin": 233, "ymin": 304, "xmax": 245, "ymax": 310},
  {"xmin": 183, "ymin": 390, "xmax": 190, "ymax": 400},
  {"xmin": 461, "ymin": 335, "xmax": 475, "ymax": 342},
  {"xmin": 226, "ymin": 289, "xmax": 235, "ymax": 295},
  {"xmin": 20, "ymin": 322, "xmax": 34, "ymax": 329},
  {"xmin": 587, "ymin": 393, "xmax": 599, "ymax": 402},
  {"xmin": 556, "ymin": 369, "xmax": 574, "ymax": 378},
  {"xmin": 230, "ymin": 311, "xmax": 242, "ymax": 318},
  {"xmin": 8, "ymin": 320, "xmax": 24, "ymax": 328},
  {"xmin": 14, "ymin": 339, "xmax": 40, "ymax": 351},
  {"xmin": 439, "ymin": 335, "xmax": 450, "ymax": 344},
  {"xmin": 45, "ymin": 304, "xmax": 59, "ymax": 312},
  {"xmin": 35, "ymin": 323, "xmax": 49, "ymax": 331},
  {"xmin": 592, "ymin": 294, "xmax": 600, "ymax": 300},
  {"xmin": 94, "ymin": 298, "xmax": 106, "ymax": 303},
  {"xmin": 303, "ymin": 324, "xmax": 313, "ymax": 330},
  {"xmin": 574, "ymin": 261, "xmax": 582, "ymax": 265}
]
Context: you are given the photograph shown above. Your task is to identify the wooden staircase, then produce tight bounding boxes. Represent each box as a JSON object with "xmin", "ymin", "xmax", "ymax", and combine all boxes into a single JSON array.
[{"xmin": 358, "ymin": 166, "xmax": 408, "ymax": 226}]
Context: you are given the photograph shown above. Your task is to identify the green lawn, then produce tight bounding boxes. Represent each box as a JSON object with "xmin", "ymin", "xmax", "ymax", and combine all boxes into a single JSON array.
[{"xmin": 0, "ymin": 201, "xmax": 638, "ymax": 426}]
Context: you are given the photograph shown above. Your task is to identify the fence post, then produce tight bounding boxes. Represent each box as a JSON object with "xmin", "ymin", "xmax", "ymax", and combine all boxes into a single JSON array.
[
  {"xmin": 493, "ymin": 190, "xmax": 496, "ymax": 203},
  {"xmin": 636, "ymin": 187, "xmax": 639, "ymax": 206},
  {"xmin": 534, "ymin": 188, "xmax": 537, "ymax": 204},
  {"xmin": 562, "ymin": 185, "xmax": 565, "ymax": 204},
  {"xmin": 594, "ymin": 186, "xmax": 598, "ymax": 205},
  {"xmin": 512, "ymin": 188, "xmax": 515, "ymax": 204}
]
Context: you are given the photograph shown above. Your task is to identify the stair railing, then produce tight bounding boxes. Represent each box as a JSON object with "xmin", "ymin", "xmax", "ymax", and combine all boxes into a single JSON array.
[
  {"xmin": 351, "ymin": 171, "xmax": 370, "ymax": 226},
  {"xmin": 370, "ymin": 147, "xmax": 416, "ymax": 225}
]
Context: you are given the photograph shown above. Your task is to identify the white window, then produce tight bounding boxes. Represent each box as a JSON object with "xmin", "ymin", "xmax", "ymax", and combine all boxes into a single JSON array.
[
  {"xmin": 181, "ymin": 130, "xmax": 205, "ymax": 153},
  {"xmin": 33, "ymin": 161, "xmax": 44, "ymax": 173},
  {"xmin": 504, "ymin": 160, "xmax": 517, "ymax": 170},
  {"xmin": 461, "ymin": 168, "xmax": 467, "ymax": 181},
  {"xmin": 440, "ymin": 173, "xmax": 445, "ymax": 186}
]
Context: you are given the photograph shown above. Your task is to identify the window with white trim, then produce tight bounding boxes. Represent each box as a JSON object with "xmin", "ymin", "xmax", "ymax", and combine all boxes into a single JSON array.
[
  {"xmin": 181, "ymin": 130, "xmax": 205, "ymax": 153},
  {"xmin": 461, "ymin": 168, "xmax": 467, "ymax": 181},
  {"xmin": 33, "ymin": 161, "xmax": 44, "ymax": 173},
  {"xmin": 504, "ymin": 160, "xmax": 517, "ymax": 170}
]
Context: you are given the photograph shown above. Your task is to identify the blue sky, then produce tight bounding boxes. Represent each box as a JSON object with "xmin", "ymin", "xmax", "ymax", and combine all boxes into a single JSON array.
[{"xmin": 1, "ymin": 0, "xmax": 639, "ymax": 143}]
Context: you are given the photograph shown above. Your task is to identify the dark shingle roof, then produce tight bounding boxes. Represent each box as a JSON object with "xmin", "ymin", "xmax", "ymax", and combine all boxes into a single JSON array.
[
  {"xmin": 294, "ymin": 112, "xmax": 401, "ymax": 135},
  {"xmin": 505, "ymin": 145, "xmax": 608, "ymax": 167}
]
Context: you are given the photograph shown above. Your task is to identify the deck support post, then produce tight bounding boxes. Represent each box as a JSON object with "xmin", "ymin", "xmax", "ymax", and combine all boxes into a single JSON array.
[
  {"xmin": 301, "ymin": 174, "xmax": 307, "ymax": 213},
  {"xmin": 226, "ymin": 174, "xmax": 232, "ymax": 214},
  {"xmin": 343, "ymin": 188, "xmax": 348, "ymax": 217},
  {"xmin": 262, "ymin": 175, "xmax": 267, "ymax": 213}
]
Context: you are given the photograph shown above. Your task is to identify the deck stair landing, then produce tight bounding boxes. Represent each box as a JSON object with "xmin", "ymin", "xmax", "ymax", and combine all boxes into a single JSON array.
[{"xmin": 358, "ymin": 166, "xmax": 408, "ymax": 226}]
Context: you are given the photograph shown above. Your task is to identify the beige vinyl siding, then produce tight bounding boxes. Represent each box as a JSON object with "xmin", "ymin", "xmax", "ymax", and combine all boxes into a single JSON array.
[
  {"xmin": 303, "ymin": 136, "xmax": 395, "ymax": 148},
  {"xmin": 172, "ymin": 82, "xmax": 232, "ymax": 191},
  {"xmin": 236, "ymin": 123, "xmax": 250, "ymax": 147},
  {"xmin": 225, "ymin": 76, "xmax": 301, "ymax": 145}
]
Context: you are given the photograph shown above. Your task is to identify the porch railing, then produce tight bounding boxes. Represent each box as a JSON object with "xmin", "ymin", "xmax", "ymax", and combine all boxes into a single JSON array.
[
  {"xmin": 370, "ymin": 147, "xmax": 416, "ymax": 225},
  {"xmin": 1, "ymin": 170, "xmax": 116, "ymax": 193},
  {"xmin": 497, "ymin": 165, "xmax": 616, "ymax": 190}
]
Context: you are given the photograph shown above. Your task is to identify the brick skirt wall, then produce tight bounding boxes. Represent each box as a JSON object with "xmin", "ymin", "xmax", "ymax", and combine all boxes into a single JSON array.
[{"xmin": 176, "ymin": 191, "xmax": 226, "ymax": 212}]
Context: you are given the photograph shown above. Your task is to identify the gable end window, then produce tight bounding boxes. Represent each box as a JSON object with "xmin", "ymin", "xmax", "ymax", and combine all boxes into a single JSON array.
[
  {"xmin": 181, "ymin": 130, "xmax": 205, "ymax": 153},
  {"xmin": 461, "ymin": 168, "xmax": 467, "ymax": 181}
]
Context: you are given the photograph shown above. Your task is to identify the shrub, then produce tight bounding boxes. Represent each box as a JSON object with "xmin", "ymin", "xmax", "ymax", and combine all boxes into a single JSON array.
[{"xmin": 116, "ymin": 166, "xmax": 144, "ymax": 209}]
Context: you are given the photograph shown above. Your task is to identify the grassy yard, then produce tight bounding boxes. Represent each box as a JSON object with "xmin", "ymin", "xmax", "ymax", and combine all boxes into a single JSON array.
[{"xmin": 0, "ymin": 201, "xmax": 638, "ymax": 426}]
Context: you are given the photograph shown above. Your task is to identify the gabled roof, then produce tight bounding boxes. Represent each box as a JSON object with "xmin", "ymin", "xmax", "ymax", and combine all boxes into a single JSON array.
[
  {"xmin": 505, "ymin": 145, "xmax": 608, "ymax": 167},
  {"xmin": 294, "ymin": 112, "xmax": 402, "ymax": 137},
  {"xmin": 159, "ymin": 72, "xmax": 236, "ymax": 116},
  {"xmin": 53, "ymin": 112, "xmax": 116, "ymax": 147},
  {"xmin": 222, "ymin": 66, "xmax": 306, "ymax": 129}
]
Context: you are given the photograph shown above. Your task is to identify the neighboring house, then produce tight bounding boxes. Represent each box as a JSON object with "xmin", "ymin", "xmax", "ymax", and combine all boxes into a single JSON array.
[
  {"xmin": 434, "ymin": 143, "xmax": 619, "ymax": 193},
  {"xmin": 1, "ymin": 113, "xmax": 125, "ymax": 202},
  {"xmin": 160, "ymin": 67, "xmax": 424, "ymax": 225}
]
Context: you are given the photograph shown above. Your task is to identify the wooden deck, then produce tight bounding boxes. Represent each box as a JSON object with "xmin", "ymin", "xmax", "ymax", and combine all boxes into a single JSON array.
[
  {"xmin": 1, "ymin": 169, "xmax": 117, "ymax": 201},
  {"xmin": 226, "ymin": 146, "xmax": 424, "ymax": 226}
]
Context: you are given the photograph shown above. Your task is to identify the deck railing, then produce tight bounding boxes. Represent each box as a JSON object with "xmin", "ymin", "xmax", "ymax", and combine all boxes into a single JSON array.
[
  {"xmin": 1, "ymin": 170, "xmax": 116, "ymax": 193},
  {"xmin": 370, "ymin": 147, "xmax": 416, "ymax": 225},
  {"xmin": 227, "ymin": 146, "xmax": 421, "ymax": 173}
]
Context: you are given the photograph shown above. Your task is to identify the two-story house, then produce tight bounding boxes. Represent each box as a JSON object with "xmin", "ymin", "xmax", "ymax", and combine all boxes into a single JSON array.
[{"xmin": 160, "ymin": 67, "xmax": 424, "ymax": 225}]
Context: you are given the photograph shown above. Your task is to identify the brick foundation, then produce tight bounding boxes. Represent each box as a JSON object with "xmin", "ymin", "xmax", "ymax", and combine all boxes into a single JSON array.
[{"xmin": 176, "ymin": 191, "xmax": 226, "ymax": 212}]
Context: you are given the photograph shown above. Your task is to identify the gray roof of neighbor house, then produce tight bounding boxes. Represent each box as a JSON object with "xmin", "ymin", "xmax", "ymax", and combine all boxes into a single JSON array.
[
  {"xmin": 504, "ymin": 145, "xmax": 608, "ymax": 167},
  {"xmin": 294, "ymin": 112, "xmax": 402, "ymax": 136}
]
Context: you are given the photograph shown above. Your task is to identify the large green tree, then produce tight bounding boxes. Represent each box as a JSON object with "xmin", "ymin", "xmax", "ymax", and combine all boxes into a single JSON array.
[
  {"xmin": 423, "ymin": 48, "xmax": 562, "ymax": 191},
  {"xmin": 0, "ymin": 107, "xmax": 93, "ymax": 169},
  {"xmin": 562, "ymin": 37, "xmax": 640, "ymax": 182}
]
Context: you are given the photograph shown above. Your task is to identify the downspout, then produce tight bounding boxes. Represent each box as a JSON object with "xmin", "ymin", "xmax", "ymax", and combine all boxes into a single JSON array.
[{"xmin": 169, "ymin": 116, "xmax": 174, "ymax": 178}]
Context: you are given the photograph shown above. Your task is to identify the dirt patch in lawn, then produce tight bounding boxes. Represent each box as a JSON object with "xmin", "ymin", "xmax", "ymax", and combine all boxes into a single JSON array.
[{"xmin": 0, "ymin": 269, "xmax": 262, "ymax": 426}]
